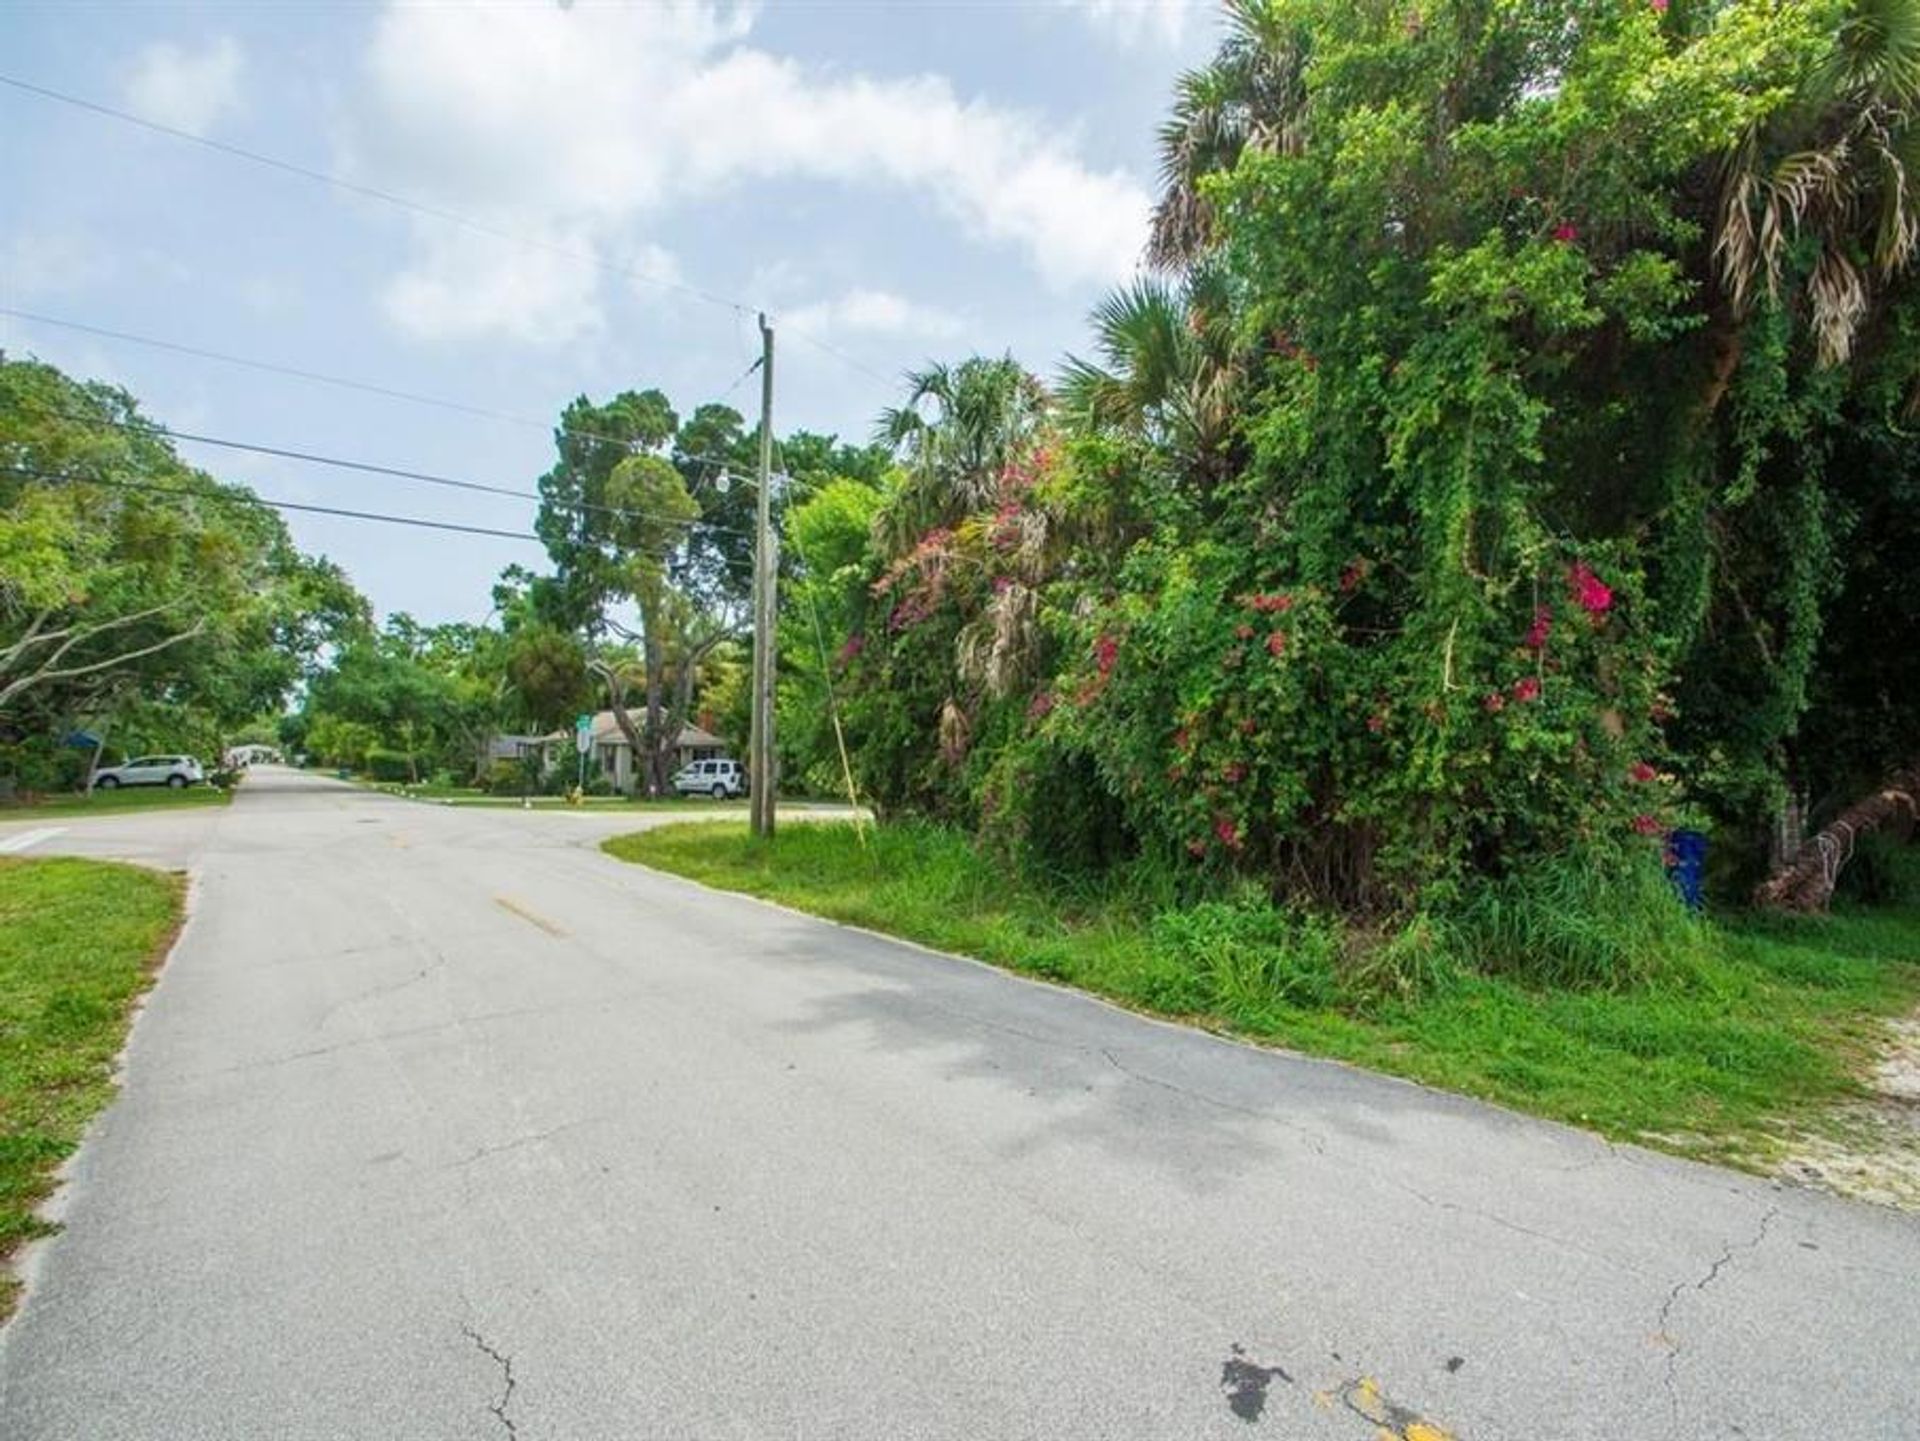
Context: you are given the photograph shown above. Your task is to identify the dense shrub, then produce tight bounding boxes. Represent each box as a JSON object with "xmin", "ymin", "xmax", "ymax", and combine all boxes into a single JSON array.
[{"xmin": 364, "ymin": 749, "xmax": 422, "ymax": 783}]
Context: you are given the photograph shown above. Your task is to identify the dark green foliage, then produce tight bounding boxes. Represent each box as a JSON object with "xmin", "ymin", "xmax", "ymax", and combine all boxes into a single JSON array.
[{"xmin": 363, "ymin": 749, "xmax": 422, "ymax": 783}]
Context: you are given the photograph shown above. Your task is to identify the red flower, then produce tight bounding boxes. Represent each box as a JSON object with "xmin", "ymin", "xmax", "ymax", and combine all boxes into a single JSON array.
[
  {"xmin": 1523, "ymin": 606, "xmax": 1552, "ymax": 650},
  {"xmin": 1483, "ymin": 691, "xmax": 1506, "ymax": 714},
  {"xmin": 1172, "ymin": 726, "xmax": 1191, "ymax": 752},
  {"xmin": 1340, "ymin": 559, "xmax": 1369, "ymax": 593},
  {"xmin": 1628, "ymin": 761, "xmax": 1657, "ymax": 783},
  {"xmin": 1266, "ymin": 631, "xmax": 1289, "ymax": 658},
  {"xmin": 1632, "ymin": 813, "xmax": 1663, "ymax": 837},
  {"xmin": 1568, "ymin": 561, "xmax": 1613, "ymax": 616},
  {"xmin": 1512, "ymin": 675, "xmax": 1541, "ymax": 703},
  {"xmin": 1214, "ymin": 817, "xmax": 1243, "ymax": 850},
  {"xmin": 836, "ymin": 633, "xmax": 865, "ymax": 665},
  {"xmin": 1027, "ymin": 691, "xmax": 1054, "ymax": 720},
  {"xmin": 1238, "ymin": 717, "xmax": 1258, "ymax": 736},
  {"xmin": 1094, "ymin": 633, "xmax": 1120, "ymax": 676},
  {"xmin": 1367, "ymin": 711, "xmax": 1387, "ymax": 733},
  {"xmin": 1553, "ymin": 222, "xmax": 1579, "ymax": 243},
  {"xmin": 1222, "ymin": 761, "xmax": 1247, "ymax": 784}
]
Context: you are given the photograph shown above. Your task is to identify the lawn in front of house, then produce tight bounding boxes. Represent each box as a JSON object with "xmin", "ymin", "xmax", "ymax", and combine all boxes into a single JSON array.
[
  {"xmin": 603, "ymin": 819, "xmax": 1920, "ymax": 1170},
  {"xmin": 0, "ymin": 784, "xmax": 231, "ymax": 822},
  {"xmin": 0, "ymin": 857, "xmax": 183, "ymax": 1319}
]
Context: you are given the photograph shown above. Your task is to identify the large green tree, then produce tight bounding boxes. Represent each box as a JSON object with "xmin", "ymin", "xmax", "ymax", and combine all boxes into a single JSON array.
[{"xmin": 0, "ymin": 357, "xmax": 368, "ymax": 786}]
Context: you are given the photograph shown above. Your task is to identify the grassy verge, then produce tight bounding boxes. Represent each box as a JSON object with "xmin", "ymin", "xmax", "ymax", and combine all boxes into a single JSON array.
[
  {"xmin": 360, "ymin": 779, "xmax": 749, "ymax": 811},
  {"xmin": 0, "ymin": 857, "xmax": 183, "ymax": 1320},
  {"xmin": 604, "ymin": 820, "xmax": 1920, "ymax": 1165},
  {"xmin": 0, "ymin": 785, "xmax": 229, "ymax": 821}
]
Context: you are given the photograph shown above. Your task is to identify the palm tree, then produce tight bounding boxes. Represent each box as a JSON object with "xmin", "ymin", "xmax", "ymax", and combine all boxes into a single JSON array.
[
  {"xmin": 1149, "ymin": 0, "xmax": 1313, "ymax": 270},
  {"xmin": 874, "ymin": 356, "xmax": 1049, "ymax": 554},
  {"xmin": 1715, "ymin": 0, "xmax": 1920, "ymax": 369},
  {"xmin": 1057, "ymin": 270, "xmax": 1245, "ymax": 481}
]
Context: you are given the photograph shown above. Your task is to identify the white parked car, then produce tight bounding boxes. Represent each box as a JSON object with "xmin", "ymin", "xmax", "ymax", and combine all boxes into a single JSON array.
[
  {"xmin": 672, "ymin": 757, "xmax": 747, "ymax": 799},
  {"xmin": 92, "ymin": 755, "xmax": 205, "ymax": 790}
]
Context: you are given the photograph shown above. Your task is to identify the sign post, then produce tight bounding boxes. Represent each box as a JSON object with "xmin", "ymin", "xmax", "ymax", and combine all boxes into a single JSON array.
[{"xmin": 574, "ymin": 713, "xmax": 592, "ymax": 796}]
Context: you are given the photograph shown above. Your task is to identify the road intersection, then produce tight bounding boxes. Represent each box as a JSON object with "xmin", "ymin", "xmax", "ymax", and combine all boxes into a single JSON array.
[{"xmin": 0, "ymin": 768, "xmax": 1914, "ymax": 1439}]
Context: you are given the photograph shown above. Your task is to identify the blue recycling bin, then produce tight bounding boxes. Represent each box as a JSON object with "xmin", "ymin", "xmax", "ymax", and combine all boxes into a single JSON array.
[{"xmin": 1666, "ymin": 828, "xmax": 1708, "ymax": 912}]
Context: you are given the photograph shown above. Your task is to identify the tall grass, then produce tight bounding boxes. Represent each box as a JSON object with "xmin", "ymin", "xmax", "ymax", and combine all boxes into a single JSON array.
[
  {"xmin": 605, "ymin": 821, "xmax": 1920, "ymax": 1160},
  {"xmin": 1439, "ymin": 856, "xmax": 1714, "ymax": 991}
]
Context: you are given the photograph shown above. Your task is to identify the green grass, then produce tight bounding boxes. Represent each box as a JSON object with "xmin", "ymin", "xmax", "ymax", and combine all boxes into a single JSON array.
[
  {"xmin": 360, "ymin": 779, "xmax": 749, "ymax": 811},
  {"xmin": 0, "ymin": 857, "xmax": 183, "ymax": 1319},
  {"xmin": 0, "ymin": 785, "xmax": 230, "ymax": 821},
  {"xmin": 604, "ymin": 820, "xmax": 1920, "ymax": 1166}
]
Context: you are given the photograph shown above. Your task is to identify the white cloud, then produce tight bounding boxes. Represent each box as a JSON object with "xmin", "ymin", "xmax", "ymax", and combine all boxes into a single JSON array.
[
  {"xmin": 383, "ymin": 224, "xmax": 606, "ymax": 346},
  {"xmin": 1068, "ymin": 0, "xmax": 1198, "ymax": 46},
  {"xmin": 782, "ymin": 288, "xmax": 964, "ymax": 342},
  {"xmin": 626, "ymin": 242, "xmax": 686, "ymax": 302},
  {"xmin": 351, "ymin": 2, "xmax": 1147, "ymax": 344},
  {"xmin": 124, "ymin": 35, "xmax": 244, "ymax": 137},
  {"xmin": 1, "ymin": 230, "xmax": 117, "ymax": 299}
]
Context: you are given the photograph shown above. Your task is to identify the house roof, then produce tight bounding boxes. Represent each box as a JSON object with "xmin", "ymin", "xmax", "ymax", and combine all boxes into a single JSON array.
[{"xmin": 544, "ymin": 713, "xmax": 727, "ymax": 749}]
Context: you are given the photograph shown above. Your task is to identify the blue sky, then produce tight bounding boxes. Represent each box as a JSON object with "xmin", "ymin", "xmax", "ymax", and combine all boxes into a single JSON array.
[{"xmin": 2, "ymin": 1, "xmax": 1217, "ymax": 622}]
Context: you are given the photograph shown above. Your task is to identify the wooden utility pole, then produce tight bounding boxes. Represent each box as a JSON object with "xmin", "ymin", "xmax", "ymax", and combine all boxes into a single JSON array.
[{"xmin": 749, "ymin": 313, "xmax": 778, "ymax": 838}]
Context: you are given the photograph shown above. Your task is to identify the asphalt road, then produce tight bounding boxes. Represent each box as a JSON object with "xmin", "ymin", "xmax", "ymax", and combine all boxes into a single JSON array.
[{"xmin": 0, "ymin": 767, "xmax": 1915, "ymax": 1440}]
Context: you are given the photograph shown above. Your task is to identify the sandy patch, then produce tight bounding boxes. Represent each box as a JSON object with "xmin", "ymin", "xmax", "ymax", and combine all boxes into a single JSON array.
[{"xmin": 1779, "ymin": 1015, "xmax": 1920, "ymax": 1211}]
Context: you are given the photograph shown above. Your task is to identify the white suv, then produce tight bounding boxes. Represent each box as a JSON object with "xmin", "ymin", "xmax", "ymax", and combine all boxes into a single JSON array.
[
  {"xmin": 672, "ymin": 758, "xmax": 747, "ymax": 799},
  {"xmin": 92, "ymin": 755, "xmax": 205, "ymax": 790}
]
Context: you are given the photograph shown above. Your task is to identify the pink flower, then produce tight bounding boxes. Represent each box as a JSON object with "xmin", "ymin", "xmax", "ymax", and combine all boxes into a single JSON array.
[
  {"xmin": 1234, "ymin": 624, "xmax": 1254, "ymax": 641},
  {"xmin": 1632, "ymin": 813, "xmax": 1663, "ymax": 837},
  {"xmin": 1650, "ymin": 0, "xmax": 1668, "ymax": 11},
  {"xmin": 1512, "ymin": 675, "xmax": 1542, "ymax": 703},
  {"xmin": 1523, "ymin": 606, "xmax": 1552, "ymax": 650},
  {"xmin": 1367, "ymin": 711, "xmax": 1387, "ymax": 734},
  {"xmin": 1628, "ymin": 761, "xmax": 1657, "ymax": 783},
  {"xmin": 1266, "ymin": 631, "xmax": 1289, "ymax": 658},
  {"xmin": 1553, "ymin": 223, "xmax": 1579, "ymax": 243},
  {"xmin": 1568, "ymin": 561, "xmax": 1613, "ymax": 616},
  {"xmin": 835, "ymin": 633, "xmax": 865, "ymax": 665},
  {"xmin": 1222, "ymin": 761, "xmax": 1247, "ymax": 784},
  {"xmin": 1187, "ymin": 838, "xmax": 1208, "ymax": 859},
  {"xmin": 1026, "ymin": 691, "xmax": 1054, "ymax": 720},
  {"xmin": 992, "ymin": 574, "xmax": 1013, "ymax": 592},
  {"xmin": 1213, "ymin": 817, "xmax": 1243, "ymax": 851},
  {"xmin": 1483, "ymin": 691, "xmax": 1507, "ymax": 714},
  {"xmin": 1094, "ymin": 633, "xmax": 1120, "ymax": 676}
]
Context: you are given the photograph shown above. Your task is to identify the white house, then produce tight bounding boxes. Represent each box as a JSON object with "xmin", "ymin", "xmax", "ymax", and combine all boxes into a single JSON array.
[{"xmin": 552, "ymin": 711, "xmax": 730, "ymax": 794}]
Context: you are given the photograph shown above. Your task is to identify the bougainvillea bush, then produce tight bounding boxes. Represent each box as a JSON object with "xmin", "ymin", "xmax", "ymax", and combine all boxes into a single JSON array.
[{"xmin": 827, "ymin": 0, "xmax": 1919, "ymax": 985}]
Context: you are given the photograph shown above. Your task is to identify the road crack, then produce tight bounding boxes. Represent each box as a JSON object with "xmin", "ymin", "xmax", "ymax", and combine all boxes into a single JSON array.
[
  {"xmin": 461, "ymin": 1324, "xmax": 519, "ymax": 1439},
  {"xmin": 1654, "ymin": 1206, "xmax": 1780, "ymax": 1426}
]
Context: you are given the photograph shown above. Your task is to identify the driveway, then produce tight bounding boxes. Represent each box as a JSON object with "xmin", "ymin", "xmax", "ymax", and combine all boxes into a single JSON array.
[{"xmin": 0, "ymin": 767, "xmax": 1915, "ymax": 1439}]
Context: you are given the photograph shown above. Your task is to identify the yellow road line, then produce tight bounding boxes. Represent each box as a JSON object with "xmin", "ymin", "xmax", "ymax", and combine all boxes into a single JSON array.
[{"xmin": 493, "ymin": 896, "xmax": 566, "ymax": 937}]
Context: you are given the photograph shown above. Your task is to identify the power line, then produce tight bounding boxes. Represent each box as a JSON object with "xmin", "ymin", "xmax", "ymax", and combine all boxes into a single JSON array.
[
  {"xmin": 0, "ymin": 307, "xmax": 553, "ymax": 427},
  {"xmin": 4, "ymin": 464, "xmax": 545, "ymax": 543},
  {"xmin": 0, "ymin": 73, "xmax": 896, "ymax": 384},
  {"xmin": 3, "ymin": 308, "xmax": 804, "ymax": 491},
  {"xmin": 36, "ymin": 404, "xmax": 762, "ymax": 539},
  {"xmin": 0, "ymin": 72, "xmax": 749, "ymax": 318}
]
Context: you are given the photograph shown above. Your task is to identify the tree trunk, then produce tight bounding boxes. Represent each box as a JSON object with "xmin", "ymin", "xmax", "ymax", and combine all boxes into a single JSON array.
[{"xmin": 1753, "ymin": 758, "xmax": 1920, "ymax": 911}]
